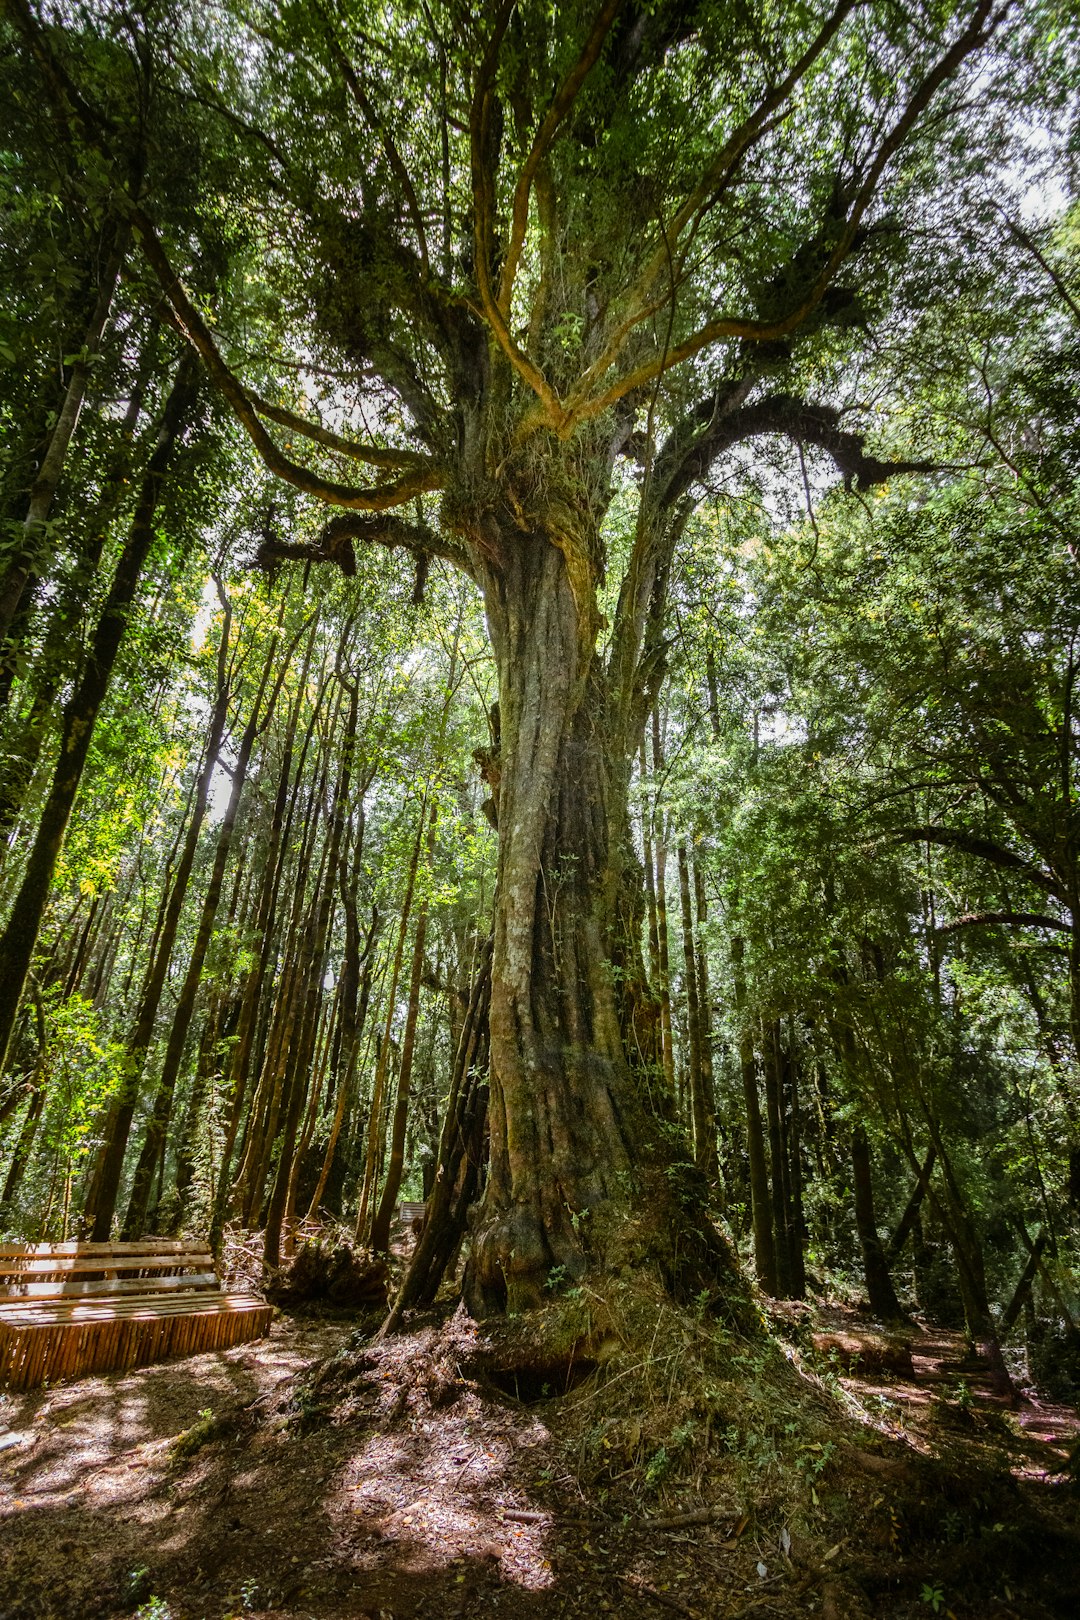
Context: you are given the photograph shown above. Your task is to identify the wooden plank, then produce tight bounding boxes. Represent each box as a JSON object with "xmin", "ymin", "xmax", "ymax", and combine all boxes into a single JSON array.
[
  {"xmin": 0, "ymin": 1272, "xmax": 220, "ymax": 1302},
  {"xmin": 4, "ymin": 1255, "xmax": 192, "ymax": 1287},
  {"xmin": 0, "ymin": 1239, "xmax": 208, "ymax": 1258},
  {"xmin": 0, "ymin": 1293, "xmax": 267, "ymax": 1329},
  {"xmin": 0, "ymin": 1250, "xmax": 212, "ymax": 1279}
]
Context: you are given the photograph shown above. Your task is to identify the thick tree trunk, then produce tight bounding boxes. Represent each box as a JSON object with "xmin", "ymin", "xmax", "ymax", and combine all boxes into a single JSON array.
[{"xmin": 464, "ymin": 530, "xmax": 737, "ymax": 1316}]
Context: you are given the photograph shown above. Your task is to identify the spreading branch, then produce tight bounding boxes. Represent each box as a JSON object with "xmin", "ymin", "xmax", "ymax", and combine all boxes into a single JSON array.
[
  {"xmin": 891, "ymin": 825, "xmax": 1060, "ymax": 898},
  {"xmin": 469, "ymin": 0, "xmax": 567, "ymax": 426},
  {"xmin": 565, "ymin": 0, "xmax": 862, "ymax": 411},
  {"xmin": 130, "ymin": 207, "xmax": 445, "ymax": 511},
  {"xmin": 498, "ymin": 0, "xmax": 626, "ymax": 316},
  {"xmin": 257, "ymin": 512, "xmax": 471, "ymax": 579},
  {"xmin": 316, "ymin": 0, "xmax": 430, "ymax": 276},
  {"xmin": 568, "ymin": 0, "xmax": 1003, "ymax": 426},
  {"xmin": 659, "ymin": 391, "xmax": 933, "ymax": 507},
  {"xmin": 936, "ymin": 911, "xmax": 1072, "ymax": 936},
  {"xmin": 247, "ymin": 392, "xmax": 430, "ymax": 471}
]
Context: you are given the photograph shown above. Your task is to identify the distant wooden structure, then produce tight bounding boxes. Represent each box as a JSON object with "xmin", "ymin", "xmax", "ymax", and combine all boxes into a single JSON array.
[
  {"xmin": 394, "ymin": 1200, "xmax": 427, "ymax": 1229},
  {"xmin": 0, "ymin": 1239, "xmax": 273, "ymax": 1390}
]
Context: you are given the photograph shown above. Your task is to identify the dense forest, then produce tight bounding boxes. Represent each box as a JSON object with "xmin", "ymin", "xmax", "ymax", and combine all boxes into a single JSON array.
[{"xmin": 2, "ymin": 3, "xmax": 1080, "ymax": 1614}]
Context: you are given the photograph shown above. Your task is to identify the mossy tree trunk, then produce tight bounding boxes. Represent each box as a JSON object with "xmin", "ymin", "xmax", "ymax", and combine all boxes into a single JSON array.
[{"xmin": 462, "ymin": 515, "xmax": 737, "ymax": 1316}]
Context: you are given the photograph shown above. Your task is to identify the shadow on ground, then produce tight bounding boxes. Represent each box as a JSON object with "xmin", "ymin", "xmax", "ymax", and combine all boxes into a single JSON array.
[{"xmin": 1, "ymin": 1308, "xmax": 1079, "ymax": 1620}]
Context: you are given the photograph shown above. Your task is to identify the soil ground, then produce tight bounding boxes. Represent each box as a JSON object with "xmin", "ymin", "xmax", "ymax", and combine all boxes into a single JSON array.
[{"xmin": 1, "ymin": 1296, "xmax": 1078, "ymax": 1620}]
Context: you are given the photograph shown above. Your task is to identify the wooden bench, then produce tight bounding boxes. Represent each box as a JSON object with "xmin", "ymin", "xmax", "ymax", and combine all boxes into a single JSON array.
[{"xmin": 0, "ymin": 1239, "xmax": 273, "ymax": 1390}]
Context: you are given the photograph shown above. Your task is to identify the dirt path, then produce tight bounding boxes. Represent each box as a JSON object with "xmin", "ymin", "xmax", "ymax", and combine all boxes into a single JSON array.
[
  {"xmin": 816, "ymin": 1309, "xmax": 1080, "ymax": 1481},
  {"xmin": 1, "ymin": 1306, "xmax": 1078, "ymax": 1620}
]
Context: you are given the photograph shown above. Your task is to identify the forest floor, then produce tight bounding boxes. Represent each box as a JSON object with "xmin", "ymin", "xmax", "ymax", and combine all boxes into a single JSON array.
[{"xmin": 1, "ymin": 1285, "xmax": 1079, "ymax": 1620}]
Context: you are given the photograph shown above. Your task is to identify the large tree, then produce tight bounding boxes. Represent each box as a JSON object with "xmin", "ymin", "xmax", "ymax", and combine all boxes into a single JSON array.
[{"xmin": 8, "ymin": 0, "xmax": 1047, "ymax": 1311}]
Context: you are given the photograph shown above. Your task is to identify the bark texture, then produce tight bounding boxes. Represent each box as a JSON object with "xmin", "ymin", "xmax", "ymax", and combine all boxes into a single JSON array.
[{"xmin": 462, "ymin": 518, "xmax": 738, "ymax": 1315}]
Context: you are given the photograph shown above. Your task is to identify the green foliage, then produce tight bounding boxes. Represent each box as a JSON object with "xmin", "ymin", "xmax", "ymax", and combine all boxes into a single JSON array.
[
  {"xmin": 29, "ymin": 993, "xmax": 130, "ymax": 1231},
  {"xmin": 133, "ymin": 1598, "xmax": 172, "ymax": 1620}
]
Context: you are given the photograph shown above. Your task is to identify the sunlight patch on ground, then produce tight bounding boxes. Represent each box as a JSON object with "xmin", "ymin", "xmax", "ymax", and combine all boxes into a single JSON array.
[{"xmin": 339, "ymin": 1414, "xmax": 557, "ymax": 1590}]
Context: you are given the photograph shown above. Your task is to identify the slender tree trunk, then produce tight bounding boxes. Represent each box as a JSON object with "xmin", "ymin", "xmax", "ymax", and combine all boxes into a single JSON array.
[
  {"xmin": 385, "ymin": 938, "xmax": 493, "ymax": 1328},
  {"xmin": 263, "ymin": 720, "xmax": 352, "ymax": 1268},
  {"xmin": 121, "ymin": 625, "xmax": 284, "ymax": 1238},
  {"xmin": 62, "ymin": 894, "xmax": 100, "ymax": 999},
  {"xmin": 274, "ymin": 649, "xmax": 365, "ymax": 1243},
  {"xmin": 355, "ymin": 797, "xmax": 428, "ymax": 1242},
  {"xmin": 370, "ymin": 801, "xmax": 438, "ymax": 1253},
  {"xmin": 677, "ymin": 839, "xmax": 707, "ymax": 1152},
  {"xmin": 307, "ymin": 839, "xmax": 378, "ymax": 1217},
  {"xmin": 0, "ymin": 352, "xmax": 200, "ymax": 1078},
  {"xmin": 923, "ymin": 1129, "xmax": 1014, "ymax": 1395},
  {"xmin": 784, "ymin": 1037, "xmax": 807, "ymax": 1297},
  {"xmin": 732, "ymin": 935, "xmax": 777, "ymax": 1293},
  {"xmin": 650, "ymin": 711, "xmax": 677, "ymax": 1099},
  {"xmin": 1001, "ymin": 1229, "xmax": 1048, "ymax": 1334},
  {"xmin": 83, "ymin": 585, "xmax": 233, "ymax": 1237},
  {"xmin": 885, "ymin": 1144, "xmax": 937, "ymax": 1266},
  {"xmin": 236, "ymin": 685, "xmax": 335, "ymax": 1230},
  {"xmin": 851, "ymin": 1122, "xmax": 903, "ymax": 1320},
  {"xmin": 764, "ymin": 1019, "xmax": 796, "ymax": 1298},
  {"xmin": 285, "ymin": 988, "xmax": 337, "ymax": 1227},
  {"xmin": 0, "ymin": 1083, "xmax": 45, "ymax": 1215},
  {"xmin": 0, "ymin": 221, "xmax": 129, "ymax": 647},
  {"xmin": 691, "ymin": 856, "xmax": 720, "ymax": 1181},
  {"xmin": 0, "ymin": 351, "xmax": 153, "ymax": 844},
  {"xmin": 210, "ymin": 623, "xmax": 322, "ymax": 1241}
]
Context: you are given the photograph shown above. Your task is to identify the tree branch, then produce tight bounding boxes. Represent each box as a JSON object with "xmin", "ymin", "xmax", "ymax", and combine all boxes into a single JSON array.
[
  {"xmin": 130, "ymin": 206, "xmax": 445, "ymax": 511},
  {"xmin": 316, "ymin": 0, "xmax": 430, "ymax": 276},
  {"xmin": 658, "ymin": 391, "xmax": 933, "ymax": 506},
  {"xmin": 247, "ymin": 392, "xmax": 430, "ymax": 471},
  {"xmin": 565, "ymin": 0, "xmax": 861, "ymax": 409},
  {"xmin": 469, "ymin": 0, "xmax": 566, "ymax": 426},
  {"xmin": 498, "ymin": 0, "xmax": 626, "ymax": 317},
  {"xmin": 936, "ymin": 911, "xmax": 1072, "ymax": 936},
  {"xmin": 891, "ymin": 825, "xmax": 1059, "ymax": 897},
  {"xmin": 570, "ymin": 0, "xmax": 1002, "ymax": 424},
  {"xmin": 258, "ymin": 511, "xmax": 472, "ymax": 579}
]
